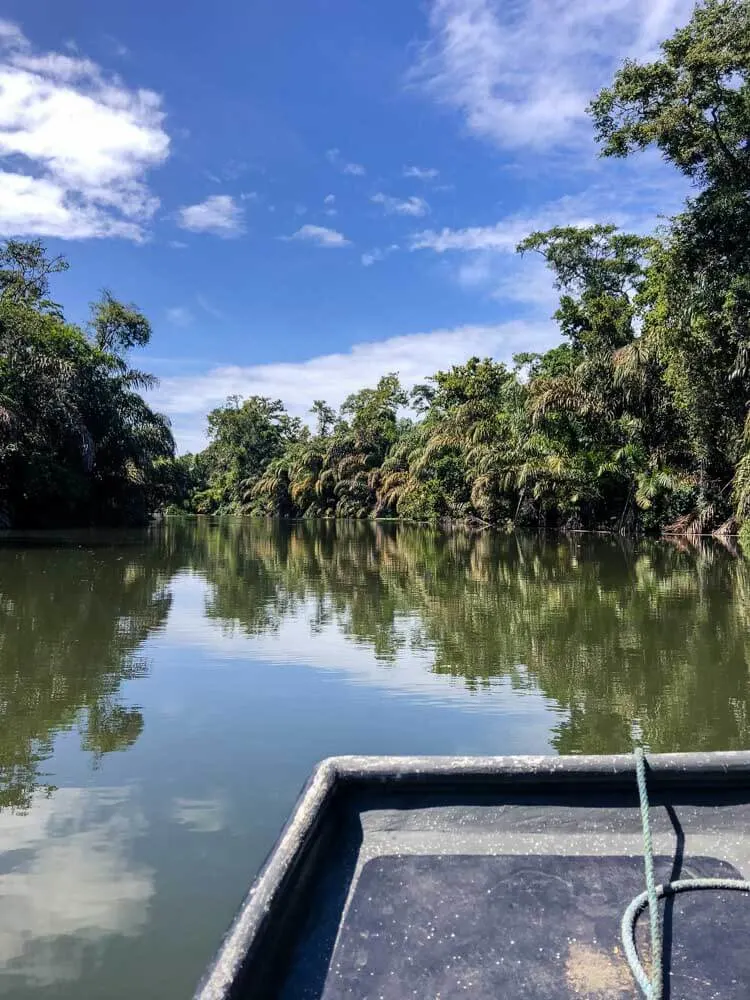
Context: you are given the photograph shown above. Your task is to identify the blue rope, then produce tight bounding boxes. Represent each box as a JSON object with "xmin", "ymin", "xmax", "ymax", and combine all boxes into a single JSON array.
[{"xmin": 622, "ymin": 744, "xmax": 750, "ymax": 999}]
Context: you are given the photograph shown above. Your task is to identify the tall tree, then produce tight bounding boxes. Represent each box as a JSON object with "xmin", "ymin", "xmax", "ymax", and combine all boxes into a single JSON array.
[
  {"xmin": 0, "ymin": 240, "xmax": 174, "ymax": 528},
  {"xmin": 193, "ymin": 396, "xmax": 301, "ymax": 514},
  {"xmin": 590, "ymin": 0, "xmax": 750, "ymax": 530},
  {"xmin": 0, "ymin": 238, "xmax": 68, "ymax": 311}
]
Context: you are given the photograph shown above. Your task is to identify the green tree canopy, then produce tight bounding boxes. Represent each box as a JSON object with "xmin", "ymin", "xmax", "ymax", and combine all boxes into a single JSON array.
[
  {"xmin": 0, "ymin": 240, "xmax": 174, "ymax": 528},
  {"xmin": 169, "ymin": 1, "xmax": 750, "ymax": 540}
]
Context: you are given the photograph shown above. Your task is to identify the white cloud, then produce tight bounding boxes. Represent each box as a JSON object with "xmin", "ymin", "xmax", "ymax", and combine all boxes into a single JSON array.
[
  {"xmin": 282, "ymin": 224, "xmax": 350, "ymax": 247},
  {"xmin": 0, "ymin": 787, "xmax": 153, "ymax": 985},
  {"xmin": 0, "ymin": 172, "xmax": 138, "ymax": 240},
  {"xmin": 0, "ymin": 21, "xmax": 25, "ymax": 46},
  {"xmin": 372, "ymin": 192, "xmax": 430, "ymax": 217},
  {"xmin": 177, "ymin": 194, "xmax": 244, "ymax": 237},
  {"xmin": 409, "ymin": 183, "xmax": 678, "ymax": 307},
  {"xmin": 172, "ymin": 796, "xmax": 226, "ymax": 834},
  {"xmin": 410, "ymin": 171, "xmax": 685, "ymax": 257},
  {"xmin": 411, "ymin": 201, "xmax": 599, "ymax": 254},
  {"xmin": 491, "ymin": 257, "xmax": 561, "ymax": 310},
  {"xmin": 150, "ymin": 319, "xmax": 556, "ymax": 452},
  {"xmin": 0, "ymin": 22, "xmax": 168, "ymax": 240},
  {"xmin": 323, "ymin": 194, "xmax": 335, "ymax": 205},
  {"xmin": 326, "ymin": 147, "xmax": 366, "ymax": 176},
  {"xmin": 403, "ymin": 165, "xmax": 439, "ymax": 180},
  {"xmin": 413, "ymin": 0, "xmax": 694, "ymax": 151},
  {"xmin": 166, "ymin": 306, "xmax": 193, "ymax": 327},
  {"xmin": 168, "ymin": 239, "xmax": 187, "ymax": 249},
  {"xmin": 361, "ymin": 243, "xmax": 399, "ymax": 267},
  {"xmin": 450, "ymin": 251, "xmax": 560, "ymax": 313},
  {"xmin": 106, "ymin": 36, "xmax": 130, "ymax": 59}
]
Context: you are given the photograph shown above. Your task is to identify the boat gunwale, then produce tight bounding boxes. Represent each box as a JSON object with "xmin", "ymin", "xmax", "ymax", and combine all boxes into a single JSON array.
[{"xmin": 193, "ymin": 751, "xmax": 750, "ymax": 1000}]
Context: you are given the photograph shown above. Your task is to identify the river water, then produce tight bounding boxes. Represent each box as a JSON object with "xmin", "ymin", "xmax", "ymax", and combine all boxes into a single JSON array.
[{"xmin": 0, "ymin": 519, "xmax": 748, "ymax": 997}]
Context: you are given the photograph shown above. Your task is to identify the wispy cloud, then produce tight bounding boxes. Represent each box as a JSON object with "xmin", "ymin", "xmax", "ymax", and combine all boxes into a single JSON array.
[
  {"xmin": 326, "ymin": 148, "xmax": 366, "ymax": 176},
  {"xmin": 103, "ymin": 34, "xmax": 130, "ymax": 58},
  {"xmin": 222, "ymin": 159, "xmax": 247, "ymax": 181},
  {"xmin": 150, "ymin": 320, "xmax": 557, "ymax": 452},
  {"xmin": 491, "ymin": 256, "xmax": 561, "ymax": 310},
  {"xmin": 324, "ymin": 194, "xmax": 336, "ymax": 205},
  {"xmin": 0, "ymin": 21, "xmax": 169, "ymax": 240},
  {"xmin": 413, "ymin": 0, "xmax": 693, "ymax": 152},
  {"xmin": 177, "ymin": 194, "xmax": 244, "ymax": 237},
  {"xmin": 403, "ymin": 165, "xmax": 439, "ymax": 180},
  {"xmin": 166, "ymin": 306, "xmax": 193, "ymax": 327},
  {"xmin": 196, "ymin": 294, "xmax": 225, "ymax": 320},
  {"xmin": 410, "ymin": 179, "xmax": 684, "ymax": 308},
  {"xmin": 416, "ymin": 159, "xmax": 688, "ymax": 250},
  {"xmin": 410, "ymin": 196, "xmax": 600, "ymax": 254},
  {"xmin": 362, "ymin": 244, "xmax": 399, "ymax": 267},
  {"xmin": 168, "ymin": 239, "xmax": 188, "ymax": 249},
  {"xmin": 206, "ymin": 160, "xmax": 248, "ymax": 186},
  {"xmin": 372, "ymin": 193, "xmax": 430, "ymax": 217},
  {"xmin": 282, "ymin": 224, "xmax": 351, "ymax": 247},
  {"xmin": 410, "ymin": 162, "xmax": 688, "ymax": 257},
  {"xmin": 172, "ymin": 796, "xmax": 226, "ymax": 834},
  {"xmin": 450, "ymin": 251, "xmax": 559, "ymax": 313}
]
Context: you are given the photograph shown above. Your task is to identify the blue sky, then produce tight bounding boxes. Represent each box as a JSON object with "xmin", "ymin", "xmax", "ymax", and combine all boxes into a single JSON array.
[{"xmin": 0, "ymin": 0, "xmax": 693, "ymax": 451}]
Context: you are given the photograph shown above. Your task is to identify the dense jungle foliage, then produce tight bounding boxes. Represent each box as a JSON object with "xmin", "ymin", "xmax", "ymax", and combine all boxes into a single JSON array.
[
  {"xmin": 171, "ymin": 1, "xmax": 750, "ymax": 538},
  {"xmin": 0, "ymin": 241, "xmax": 175, "ymax": 528},
  {"xmin": 4, "ymin": 1, "xmax": 750, "ymax": 537}
]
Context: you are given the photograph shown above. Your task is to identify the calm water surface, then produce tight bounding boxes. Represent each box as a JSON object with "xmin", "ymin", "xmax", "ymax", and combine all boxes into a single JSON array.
[{"xmin": 1, "ymin": 520, "xmax": 749, "ymax": 998}]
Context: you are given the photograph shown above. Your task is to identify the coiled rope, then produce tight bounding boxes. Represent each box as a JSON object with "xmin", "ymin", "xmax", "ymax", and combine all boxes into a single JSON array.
[{"xmin": 622, "ymin": 743, "xmax": 750, "ymax": 999}]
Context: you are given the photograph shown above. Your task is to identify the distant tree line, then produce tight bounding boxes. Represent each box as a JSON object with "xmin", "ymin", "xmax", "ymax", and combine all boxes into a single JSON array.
[
  {"xmin": 4, "ymin": 1, "xmax": 750, "ymax": 540},
  {"xmin": 171, "ymin": 1, "xmax": 750, "ymax": 540}
]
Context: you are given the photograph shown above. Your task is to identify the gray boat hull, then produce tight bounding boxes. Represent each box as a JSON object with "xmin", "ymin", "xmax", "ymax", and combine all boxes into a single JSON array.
[{"xmin": 194, "ymin": 753, "xmax": 750, "ymax": 999}]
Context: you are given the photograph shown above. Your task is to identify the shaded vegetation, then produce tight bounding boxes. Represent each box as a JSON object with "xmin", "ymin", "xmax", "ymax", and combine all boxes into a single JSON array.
[
  {"xmin": 0, "ymin": 239, "xmax": 174, "ymax": 529},
  {"xmin": 176, "ymin": 1, "xmax": 750, "ymax": 536}
]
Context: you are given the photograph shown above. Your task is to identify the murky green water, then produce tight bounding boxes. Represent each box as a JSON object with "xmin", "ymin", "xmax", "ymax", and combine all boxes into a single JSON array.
[{"xmin": 0, "ymin": 520, "xmax": 748, "ymax": 997}]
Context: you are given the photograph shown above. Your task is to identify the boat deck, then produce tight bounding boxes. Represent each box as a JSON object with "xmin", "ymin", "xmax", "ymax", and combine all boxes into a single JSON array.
[{"xmin": 195, "ymin": 755, "xmax": 750, "ymax": 1000}]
